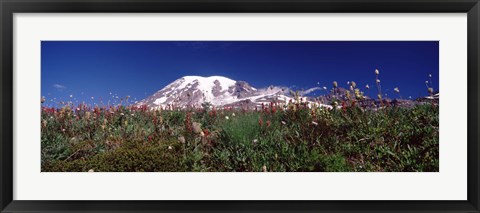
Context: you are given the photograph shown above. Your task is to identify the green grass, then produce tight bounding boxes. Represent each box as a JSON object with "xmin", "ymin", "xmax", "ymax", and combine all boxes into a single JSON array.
[{"xmin": 41, "ymin": 102, "xmax": 439, "ymax": 172}]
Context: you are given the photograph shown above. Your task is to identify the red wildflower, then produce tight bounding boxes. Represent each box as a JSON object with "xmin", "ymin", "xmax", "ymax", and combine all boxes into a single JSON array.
[
  {"xmin": 258, "ymin": 118, "xmax": 263, "ymax": 126},
  {"xmin": 271, "ymin": 107, "xmax": 277, "ymax": 114},
  {"xmin": 185, "ymin": 112, "xmax": 192, "ymax": 132},
  {"xmin": 264, "ymin": 107, "xmax": 269, "ymax": 114}
]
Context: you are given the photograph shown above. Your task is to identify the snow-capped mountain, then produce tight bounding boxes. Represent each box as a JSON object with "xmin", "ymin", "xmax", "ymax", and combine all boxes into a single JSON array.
[
  {"xmin": 137, "ymin": 76, "xmax": 298, "ymax": 109},
  {"xmin": 137, "ymin": 75, "xmax": 440, "ymax": 110}
]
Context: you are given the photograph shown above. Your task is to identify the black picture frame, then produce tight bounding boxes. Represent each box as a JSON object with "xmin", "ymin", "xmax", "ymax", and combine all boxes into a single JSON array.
[{"xmin": 1, "ymin": 0, "xmax": 479, "ymax": 212}]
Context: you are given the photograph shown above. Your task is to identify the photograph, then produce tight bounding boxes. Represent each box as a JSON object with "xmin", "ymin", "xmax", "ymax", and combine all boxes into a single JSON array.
[{"xmin": 40, "ymin": 41, "xmax": 439, "ymax": 172}]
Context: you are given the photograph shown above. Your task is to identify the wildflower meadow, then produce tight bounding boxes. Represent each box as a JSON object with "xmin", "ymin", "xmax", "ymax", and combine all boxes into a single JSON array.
[{"xmin": 41, "ymin": 72, "xmax": 439, "ymax": 172}]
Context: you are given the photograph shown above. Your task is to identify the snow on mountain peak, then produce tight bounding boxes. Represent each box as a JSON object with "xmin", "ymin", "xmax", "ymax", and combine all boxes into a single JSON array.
[
  {"xmin": 138, "ymin": 75, "xmax": 260, "ymax": 108},
  {"xmin": 177, "ymin": 76, "xmax": 237, "ymax": 92},
  {"xmin": 137, "ymin": 75, "xmax": 330, "ymax": 109}
]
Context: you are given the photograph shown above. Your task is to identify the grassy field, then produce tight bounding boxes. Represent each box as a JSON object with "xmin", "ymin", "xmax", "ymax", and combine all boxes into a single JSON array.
[{"xmin": 41, "ymin": 99, "xmax": 439, "ymax": 172}]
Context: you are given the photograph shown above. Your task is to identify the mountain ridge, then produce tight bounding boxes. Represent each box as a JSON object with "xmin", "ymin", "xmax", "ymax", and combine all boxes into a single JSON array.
[{"xmin": 137, "ymin": 75, "xmax": 298, "ymax": 109}]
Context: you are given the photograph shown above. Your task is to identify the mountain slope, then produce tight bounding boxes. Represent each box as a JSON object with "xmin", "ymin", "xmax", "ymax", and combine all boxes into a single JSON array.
[
  {"xmin": 136, "ymin": 75, "xmax": 346, "ymax": 110},
  {"xmin": 137, "ymin": 76, "xmax": 263, "ymax": 108}
]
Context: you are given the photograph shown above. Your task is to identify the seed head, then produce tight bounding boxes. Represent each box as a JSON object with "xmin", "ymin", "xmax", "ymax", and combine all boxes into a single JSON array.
[
  {"xmin": 376, "ymin": 79, "xmax": 381, "ymax": 84},
  {"xmin": 365, "ymin": 84, "xmax": 370, "ymax": 89},
  {"xmin": 178, "ymin": 136, "xmax": 186, "ymax": 144},
  {"xmin": 375, "ymin": 69, "xmax": 380, "ymax": 75},
  {"xmin": 350, "ymin": 81, "xmax": 356, "ymax": 88},
  {"xmin": 192, "ymin": 122, "xmax": 203, "ymax": 134},
  {"xmin": 394, "ymin": 87, "xmax": 400, "ymax": 93},
  {"xmin": 333, "ymin": 81, "xmax": 338, "ymax": 88}
]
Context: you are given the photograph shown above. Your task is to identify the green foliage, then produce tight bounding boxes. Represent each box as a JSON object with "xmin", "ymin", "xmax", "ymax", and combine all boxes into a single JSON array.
[{"xmin": 41, "ymin": 103, "xmax": 439, "ymax": 172}]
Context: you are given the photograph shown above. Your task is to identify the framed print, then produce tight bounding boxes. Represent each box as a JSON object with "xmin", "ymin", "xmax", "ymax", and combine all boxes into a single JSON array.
[{"xmin": 1, "ymin": 0, "xmax": 479, "ymax": 212}]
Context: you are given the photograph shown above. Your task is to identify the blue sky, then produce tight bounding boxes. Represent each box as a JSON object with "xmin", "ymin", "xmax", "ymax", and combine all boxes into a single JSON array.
[{"xmin": 41, "ymin": 41, "xmax": 438, "ymax": 107}]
